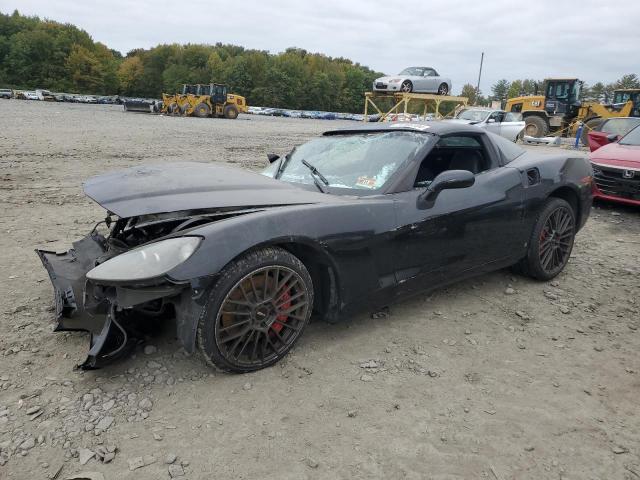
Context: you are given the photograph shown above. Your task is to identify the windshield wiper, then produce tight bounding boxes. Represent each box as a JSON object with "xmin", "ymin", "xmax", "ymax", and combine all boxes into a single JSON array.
[
  {"xmin": 301, "ymin": 159, "xmax": 329, "ymax": 193},
  {"xmin": 276, "ymin": 147, "xmax": 296, "ymax": 179}
]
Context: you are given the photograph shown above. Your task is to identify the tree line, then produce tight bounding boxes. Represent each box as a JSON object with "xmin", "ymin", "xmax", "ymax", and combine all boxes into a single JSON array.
[
  {"xmin": 2, "ymin": 10, "xmax": 638, "ymax": 112},
  {"xmin": 0, "ymin": 10, "xmax": 380, "ymax": 113},
  {"xmin": 459, "ymin": 74, "xmax": 640, "ymax": 106}
]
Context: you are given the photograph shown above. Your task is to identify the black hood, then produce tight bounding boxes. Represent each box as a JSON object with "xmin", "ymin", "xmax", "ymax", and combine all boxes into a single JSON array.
[{"xmin": 83, "ymin": 162, "xmax": 339, "ymax": 217}]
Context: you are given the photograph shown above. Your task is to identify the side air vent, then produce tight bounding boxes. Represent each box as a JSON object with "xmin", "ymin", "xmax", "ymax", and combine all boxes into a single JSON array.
[{"xmin": 526, "ymin": 168, "xmax": 541, "ymax": 186}]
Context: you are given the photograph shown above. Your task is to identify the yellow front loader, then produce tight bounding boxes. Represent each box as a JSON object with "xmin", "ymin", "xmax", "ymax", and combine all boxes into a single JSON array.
[
  {"xmin": 162, "ymin": 84, "xmax": 248, "ymax": 119},
  {"xmin": 505, "ymin": 79, "xmax": 638, "ymax": 144}
]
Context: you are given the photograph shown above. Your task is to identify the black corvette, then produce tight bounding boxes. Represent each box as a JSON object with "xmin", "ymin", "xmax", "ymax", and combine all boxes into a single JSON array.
[{"xmin": 37, "ymin": 122, "xmax": 592, "ymax": 372}]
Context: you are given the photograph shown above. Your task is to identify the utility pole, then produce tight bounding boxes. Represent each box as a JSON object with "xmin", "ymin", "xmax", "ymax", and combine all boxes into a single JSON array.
[{"xmin": 475, "ymin": 52, "xmax": 484, "ymax": 105}]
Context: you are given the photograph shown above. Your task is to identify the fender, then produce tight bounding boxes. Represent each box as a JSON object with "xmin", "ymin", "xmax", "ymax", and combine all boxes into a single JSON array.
[{"xmin": 167, "ymin": 199, "xmax": 398, "ymax": 350}]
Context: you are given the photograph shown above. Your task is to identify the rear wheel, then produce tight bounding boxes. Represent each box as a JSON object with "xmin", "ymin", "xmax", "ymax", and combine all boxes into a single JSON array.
[
  {"xmin": 400, "ymin": 80, "xmax": 413, "ymax": 93},
  {"xmin": 197, "ymin": 247, "xmax": 313, "ymax": 373},
  {"xmin": 168, "ymin": 103, "xmax": 179, "ymax": 115},
  {"xmin": 518, "ymin": 198, "xmax": 576, "ymax": 280},
  {"xmin": 437, "ymin": 83, "xmax": 449, "ymax": 95},
  {"xmin": 193, "ymin": 102, "xmax": 211, "ymax": 118},
  {"xmin": 581, "ymin": 117, "xmax": 602, "ymax": 146},
  {"xmin": 223, "ymin": 104, "xmax": 239, "ymax": 119},
  {"xmin": 524, "ymin": 115, "xmax": 549, "ymax": 137}
]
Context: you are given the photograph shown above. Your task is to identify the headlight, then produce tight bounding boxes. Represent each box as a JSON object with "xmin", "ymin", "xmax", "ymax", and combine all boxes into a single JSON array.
[
  {"xmin": 87, "ymin": 237, "xmax": 201, "ymax": 282},
  {"xmin": 389, "ymin": 78, "xmax": 401, "ymax": 83}
]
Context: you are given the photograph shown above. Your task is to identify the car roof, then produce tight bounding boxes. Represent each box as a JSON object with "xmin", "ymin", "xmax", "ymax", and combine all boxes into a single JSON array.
[
  {"xmin": 460, "ymin": 107, "xmax": 500, "ymax": 112},
  {"xmin": 323, "ymin": 121, "xmax": 485, "ymax": 137}
]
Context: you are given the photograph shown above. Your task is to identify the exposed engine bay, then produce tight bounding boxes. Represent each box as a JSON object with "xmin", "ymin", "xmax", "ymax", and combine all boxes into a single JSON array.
[{"xmin": 37, "ymin": 206, "xmax": 260, "ymax": 369}]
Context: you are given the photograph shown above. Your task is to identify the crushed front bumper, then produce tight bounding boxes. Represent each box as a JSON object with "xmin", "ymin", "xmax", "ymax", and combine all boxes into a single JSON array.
[{"xmin": 36, "ymin": 232, "xmax": 185, "ymax": 369}]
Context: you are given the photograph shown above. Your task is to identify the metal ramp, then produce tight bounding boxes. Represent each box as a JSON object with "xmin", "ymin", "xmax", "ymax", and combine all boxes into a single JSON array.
[{"xmin": 364, "ymin": 92, "xmax": 469, "ymax": 122}]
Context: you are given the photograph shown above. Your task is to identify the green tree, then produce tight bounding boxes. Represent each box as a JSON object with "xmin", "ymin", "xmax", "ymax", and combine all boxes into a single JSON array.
[
  {"xmin": 585, "ymin": 82, "xmax": 606, "ymax": 102},
  {"xmin": 117, "ymin": 56, "xmax": 144, "ymax": 95},
  {"xmin": 491, "ymin": 79, "xmax": 510, "ymax": 104},
  {"xmin": 613, "ymin": 73, "xmax": 640, "ymax": 89},
  {"xmin": 66, "ymin": 44, "xmax": 103, "ymax": 92},
  {"xmin": 460, "ymin": 83, "xmax": 477, "ymax": 104},
  {"xmin": 507, "ymin": 79, "xmax": 523, "ymax": 99}
]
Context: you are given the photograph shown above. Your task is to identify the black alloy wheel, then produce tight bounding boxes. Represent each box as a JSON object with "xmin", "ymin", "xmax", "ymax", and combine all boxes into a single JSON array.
[
  {"xmin": 518, "ymin": 198, "xmax": 576, "ymax": 280},
  {"xmin": 198, "ymin": 247, "xmax": 313, "ymax": 372},
  {"xmin": 538, "ymin": 206, "xmax": 574, "ymax": 274}
]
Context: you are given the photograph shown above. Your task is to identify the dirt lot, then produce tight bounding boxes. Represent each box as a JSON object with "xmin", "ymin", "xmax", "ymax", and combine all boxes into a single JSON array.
[{"xmin": 0, "ymin": 100, "xmax": 639, "ymax": 480}]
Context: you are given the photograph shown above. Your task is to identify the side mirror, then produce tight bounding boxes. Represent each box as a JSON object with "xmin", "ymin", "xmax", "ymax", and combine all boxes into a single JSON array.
[
  {"xmin": 418, "ymin": 170, "xmax": 475, "ymax": 209},
  {"xmin": 267, "ymin": 153, "xmax": 280, "ymax": 163},
  {"xmin": 487, "ymin": 118, "xmax": 496, "ymax": 123},
  {"xmin": 606, "ymin": 133, "xmax": 618, "ymax": 143}
]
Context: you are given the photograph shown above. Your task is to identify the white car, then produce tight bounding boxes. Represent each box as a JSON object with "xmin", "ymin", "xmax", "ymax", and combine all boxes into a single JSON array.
[
  {"xmin": 446, "ymin": 108, "xmax": 525, "ymax": 142},
  {"xmin": 24, "ymin": 91, "xmax": 39, "ymax": 100},
  {"xmin": 373, "ymin": 67, "xmax": 452, "ymax": 95}
]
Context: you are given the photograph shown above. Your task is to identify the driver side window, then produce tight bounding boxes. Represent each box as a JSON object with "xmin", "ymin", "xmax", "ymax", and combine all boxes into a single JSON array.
[
  {"xmin": 488, "ymin": 111, "xmax": 504, "ymax": 122},
  {"xmin": 424, "ymin": 69, "xmax": 436, "ymax": 77},
  {"xmin": 414, "ymin": 136, "xmax": 491, "ymax": 187}
]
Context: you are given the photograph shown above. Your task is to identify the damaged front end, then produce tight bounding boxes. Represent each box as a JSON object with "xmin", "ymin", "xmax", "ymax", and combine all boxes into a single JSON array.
[{"xmin": 35, "ymin": 210, "xmax": 225, "ymax": 369}]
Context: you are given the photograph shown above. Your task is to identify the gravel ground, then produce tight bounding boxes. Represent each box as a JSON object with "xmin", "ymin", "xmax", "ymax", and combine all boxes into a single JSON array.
[{"xmin": 0, "ymin": 100, "xmax": 639, "ymax": 480}]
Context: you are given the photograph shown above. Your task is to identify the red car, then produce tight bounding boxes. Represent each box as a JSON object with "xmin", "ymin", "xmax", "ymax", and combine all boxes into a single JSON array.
[
  {"xmin": 590, "ymin": 123, "xmax": 640, "ymax": 206},
  {"xmin": 587, "ymin": 117, "xmax": 640, "ymax": 152}
]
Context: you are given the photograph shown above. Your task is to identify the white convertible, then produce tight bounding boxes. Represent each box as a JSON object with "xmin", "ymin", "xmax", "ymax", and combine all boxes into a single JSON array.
[{"xmin": 373, "ymin": 67, "xmax": 452, "ymax": 95}]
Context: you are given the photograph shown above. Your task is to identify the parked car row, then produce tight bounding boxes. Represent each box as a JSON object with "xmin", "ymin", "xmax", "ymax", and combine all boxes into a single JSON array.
[
  {"xmin": 247, "ymin": 106, "xmax": 369, "ymax": 121},
  {"xmin": 0, "ymin": 87, "xmax": 124, "ymax": 104}
]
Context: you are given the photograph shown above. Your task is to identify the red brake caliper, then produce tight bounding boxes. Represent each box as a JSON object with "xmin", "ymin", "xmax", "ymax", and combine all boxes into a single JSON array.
[{"xmin": 272, "ymin": 287, "xmax": 291, "ymax": 334}]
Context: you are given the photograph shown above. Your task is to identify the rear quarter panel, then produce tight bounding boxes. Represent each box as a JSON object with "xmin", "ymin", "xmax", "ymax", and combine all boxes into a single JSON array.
[{"xmin": 508, "ymin": 151, "xmax": 592, "ymax": 232}]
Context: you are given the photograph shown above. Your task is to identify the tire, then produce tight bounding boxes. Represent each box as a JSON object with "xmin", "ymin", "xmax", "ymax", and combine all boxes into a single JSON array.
[
  {"xmin": 437, "ymin": 83, "xmax": 449, "ymax": 95},
  {"xmin": 223, "ymin": 104, "xmax": 239, "ymax": 119},
  {"xmin": 524, "ymin": 115, "xmax": 549, "ymax": 137},
  {"xmin": 168, "ymin": 103, "xmax": 179, "ymax": 115},
  {"xmin": 197, "ymin": 247, "xmax": 314, "ymax": 373},
  {"xmin": 400, "ymin": 80, "xmax": 413, "ymax": 93},
  {"xmin": 179, "ymin": 104, "xmax": 190, "ymax": 116},
  {"xmin": 193, "ymin": 102, "xmax": 211, "ymax": 118},
  {"xmin": 517, "ymin": 198, "xmax": 576, "ymax": 281},
  {"xmin": 581, "ymin": 117, "xmax": 602, "ymax": 146}
]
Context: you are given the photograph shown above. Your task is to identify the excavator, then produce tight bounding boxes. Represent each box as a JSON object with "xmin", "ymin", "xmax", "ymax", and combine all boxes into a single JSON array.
[{"xmin": 505, "ymin": 79, "xmax": 639, "ymax": 144}]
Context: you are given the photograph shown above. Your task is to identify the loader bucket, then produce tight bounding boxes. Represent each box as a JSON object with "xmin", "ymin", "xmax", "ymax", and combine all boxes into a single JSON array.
[{"xmin": 123, "ymin": 100, "xmax": 155, "ymax": 113}]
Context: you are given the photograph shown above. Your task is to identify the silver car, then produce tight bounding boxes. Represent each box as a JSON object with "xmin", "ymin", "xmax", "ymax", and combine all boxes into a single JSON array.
[
  {"xmin": 446, "ymin": 108, "xmax": 525, "ymax": 142},
  {"xmin": 373, "ymin": 67, "xmax": 452, "ymax": 95}
]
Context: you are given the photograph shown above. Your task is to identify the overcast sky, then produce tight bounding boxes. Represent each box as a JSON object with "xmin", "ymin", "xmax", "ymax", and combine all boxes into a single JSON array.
[{"xmin": 4, "ymin": 0, "xmax": 639, "ymax": 94}]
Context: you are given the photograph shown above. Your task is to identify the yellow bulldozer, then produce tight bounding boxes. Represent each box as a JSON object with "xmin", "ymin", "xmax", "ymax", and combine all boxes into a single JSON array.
[
  {"xmin": 505, "ymin": 78, "xmax": 639, "ymax": 144},
  {"xmin": 162, "ymin": 83, "xmax": 247, "ymax": 119}
]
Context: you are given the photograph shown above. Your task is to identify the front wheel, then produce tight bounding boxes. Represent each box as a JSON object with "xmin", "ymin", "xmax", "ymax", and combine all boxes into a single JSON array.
[
  {"xmin": 193, "ymin": 102, "xmax": 211, "ymax": 118},
  {"xmin": 524, "ymin": 115, "xmax": 549, "ymax": 137},
  {"xmin": 223, "ymin": 104, "xmax": 239, "ymax": 119},
  {"xmin": 400, "ymin": 80, "xmax": 413, "ymax": 93},
  {"xmin": 518, "ymin": 198, "xmax": 576, "ymax": 280},
  {"xmin": 437, "ymin": 83, "xmax": 449, "ymax": 95},
  {"xmin": 197, "ymin": 247, "xmax": 314, "ymax": 373}
]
